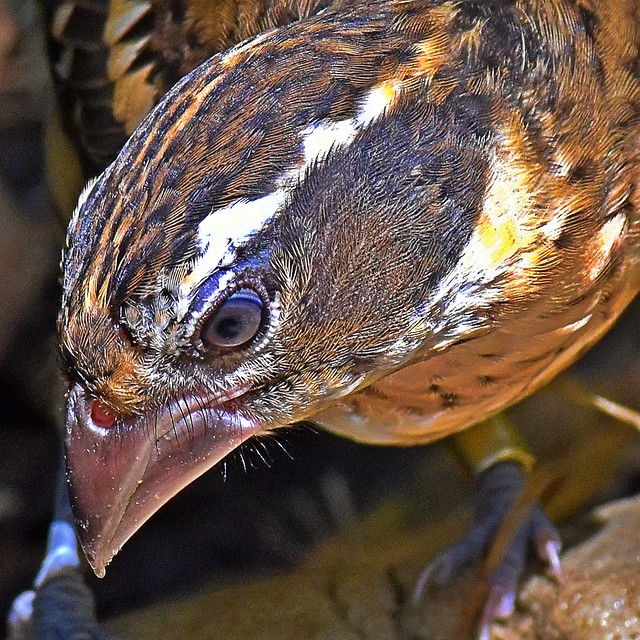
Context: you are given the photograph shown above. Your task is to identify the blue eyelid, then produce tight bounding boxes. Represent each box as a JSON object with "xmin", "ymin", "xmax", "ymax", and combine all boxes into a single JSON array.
[
  {"xmin": 188, "ymin": 271, "xmax": 228, "ymax": 322},
  {"xmin": 226, "ymin": 290, "xmax": 263, "ymax": 308},
  {"xmin": 179, "ymin": 253, "xmax": 270, "ymax": 344}
]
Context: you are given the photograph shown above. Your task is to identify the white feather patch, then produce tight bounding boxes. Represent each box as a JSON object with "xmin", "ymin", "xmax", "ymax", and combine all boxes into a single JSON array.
[
  {"xmin": 69, "ymin": 176, "xmax": 99, "ymax": 233},
  {"xmin": 588, "ymin": 213, "xmax": 626, "ymax": 281},
  {"xmin": 178, "ymin": 81, "xmax": 400, "ymax": 312},
  {"xmin": 301, "ymin": 119, "xmax": 359, "ymax": 166},
  {"xmin": 178, "ymin": 189, "xmax": 287, "ymax": 313},
  {"xmin": 356, "ymin": 81, "xmax": 398, "ymax": 126}
]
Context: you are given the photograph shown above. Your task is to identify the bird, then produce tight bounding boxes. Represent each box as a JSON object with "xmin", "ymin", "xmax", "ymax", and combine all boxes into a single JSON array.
[{"xmin": 15, "ymin": 0, "xmax": 640, "ymax": 637}]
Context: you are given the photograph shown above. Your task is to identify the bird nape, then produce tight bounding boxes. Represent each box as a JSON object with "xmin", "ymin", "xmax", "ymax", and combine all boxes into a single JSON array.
[{"xmin": 8, "ymin": 0, "xmax": 640, "ymax": 639}]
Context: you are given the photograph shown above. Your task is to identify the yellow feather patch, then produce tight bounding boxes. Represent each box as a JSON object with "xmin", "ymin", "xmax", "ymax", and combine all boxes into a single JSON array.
[{"xmin": 461, "ymin": 128, "xmax": 540, "ymax": 278}]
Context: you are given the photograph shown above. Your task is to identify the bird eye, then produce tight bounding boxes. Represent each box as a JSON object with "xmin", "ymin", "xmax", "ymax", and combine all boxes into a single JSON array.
[{"xmin": 200, "ymin": 289, "xmax": 264, "ymax": 350}]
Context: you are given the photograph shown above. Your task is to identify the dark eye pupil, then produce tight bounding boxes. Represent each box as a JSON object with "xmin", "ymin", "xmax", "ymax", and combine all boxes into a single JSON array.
[
  {"xmin": 216, "ymin": 316, "xmax": 245, "ymax": 341},
  {"xmin": 201, "ymin": 290, "xmax": 263, "ymax": 349}
]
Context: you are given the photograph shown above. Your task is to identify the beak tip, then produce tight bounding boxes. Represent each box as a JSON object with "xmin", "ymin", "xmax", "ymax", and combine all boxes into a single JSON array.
[
  {"xmin": 93, "ymin": 565, "xmax": 107, "ymax": 579},
  {"xmin": 80, "ymin": 539, "xmax": 112, "ymax": 578},
  {"xmin": 73, "ymin": 516, "xmax": 116, "ymax": 579}
]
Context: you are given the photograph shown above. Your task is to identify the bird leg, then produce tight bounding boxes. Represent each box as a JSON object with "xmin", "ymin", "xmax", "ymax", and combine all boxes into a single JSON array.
[
  {"xmin": 413, "ymin": 416, "xmax": 562, "ymax": 636},
  {"xmin": 7, "ymin": 457, "xmax": 117, "ymax": 640}
]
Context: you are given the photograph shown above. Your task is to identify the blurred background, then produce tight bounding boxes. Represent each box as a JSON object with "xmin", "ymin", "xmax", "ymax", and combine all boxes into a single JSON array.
[{"xmin": 0, "ymin": 1, "xmax": 639, "ymax": 637}]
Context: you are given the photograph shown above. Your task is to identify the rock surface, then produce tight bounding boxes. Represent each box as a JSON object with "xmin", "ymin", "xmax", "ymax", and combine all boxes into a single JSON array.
[
  {"xmin": 106, "ymin": 493, "xmax": 640, "ymax": 640},
  {"xmin": 502, "ymin": 498, "xmax": 640, "ymax": 640}
]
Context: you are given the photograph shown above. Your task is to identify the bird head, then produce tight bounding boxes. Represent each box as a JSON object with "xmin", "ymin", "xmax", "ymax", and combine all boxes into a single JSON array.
[{"xmin": 59, "ymin": 6, "xmax": 496, "ymax": 575}]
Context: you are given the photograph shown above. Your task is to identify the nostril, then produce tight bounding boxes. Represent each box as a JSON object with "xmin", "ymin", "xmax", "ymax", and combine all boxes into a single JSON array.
[{"xmin": 90, "ymin": 399, "xmax": 116, "ymax": 428}]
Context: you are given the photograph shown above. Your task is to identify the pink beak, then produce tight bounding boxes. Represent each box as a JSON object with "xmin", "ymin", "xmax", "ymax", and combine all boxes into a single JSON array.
[{"xmin": 65, "ymin": 383, "xmax": 259, "ymax": 576}]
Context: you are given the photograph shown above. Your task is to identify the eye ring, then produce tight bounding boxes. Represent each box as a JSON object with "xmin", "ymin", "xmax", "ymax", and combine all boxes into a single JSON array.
[{"xmin": 198, "ymin": 289, "xmax": 265, "ymax": 351}]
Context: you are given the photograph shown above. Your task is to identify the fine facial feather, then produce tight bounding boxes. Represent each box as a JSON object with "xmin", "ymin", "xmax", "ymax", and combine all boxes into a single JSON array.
[
  {"xmin": 60, "ymin": 0, "xmax": 640, "ymax": 418},
  {"xmin": 58, "ymin": 0, "xmax": 640, "ymax": 572}
]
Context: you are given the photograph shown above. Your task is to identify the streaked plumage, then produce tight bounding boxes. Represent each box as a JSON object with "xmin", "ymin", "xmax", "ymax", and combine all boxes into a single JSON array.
[
  {"xmin": 56, "ymin": 0, "xmax": 640, "ymax": 602},
  {"xmin": 43, "ymin": 0, "xmax": 329, "ymax": 171}
]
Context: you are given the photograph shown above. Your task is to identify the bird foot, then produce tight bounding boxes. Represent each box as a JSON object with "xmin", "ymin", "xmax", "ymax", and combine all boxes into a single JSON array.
[
  {"xmin": 8, "ymin": 568, "xmax": 117, "ymax": 640},
  {"xmin": 413, "ymin": 461, "xmax": 562, "ymax": 637},
  {"xmin": 6, "ymin": 519, "xmax": 118, "ymax": 640}
]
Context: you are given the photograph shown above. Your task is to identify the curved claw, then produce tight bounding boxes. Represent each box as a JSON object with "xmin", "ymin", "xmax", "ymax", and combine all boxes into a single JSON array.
[
  {"xmin": 7, "ymin": 590, "xmax": 36, "ymax": 640},
  {"xmin": 477, "ymin": 585, "xmax": 514, "ymax": 640},
  {"xmin": 413, "ymin": 461, "xmax": 562, "ymax": 635},
  {"xmin": 478, "ymin": 506, "xmax": 562, "ymax": 637},
  {"xmin": 534, "ymin": 527, "xmax": 563, "ymax": 580}
]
